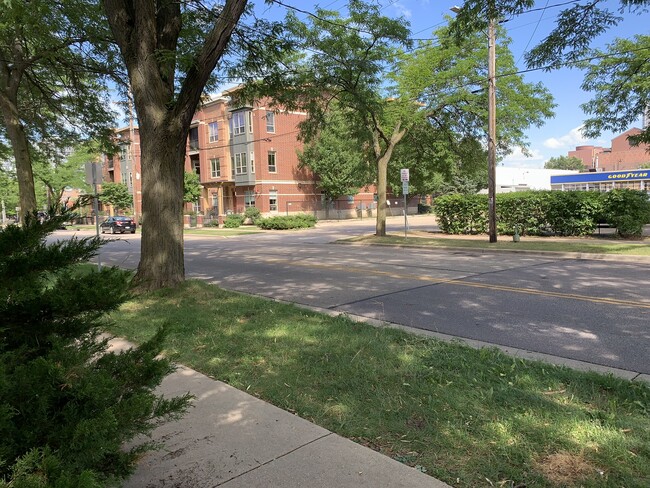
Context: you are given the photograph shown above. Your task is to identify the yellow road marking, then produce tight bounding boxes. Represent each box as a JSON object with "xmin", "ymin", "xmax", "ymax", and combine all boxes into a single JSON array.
[{"xmin": 256, "ymin": 257, "xmax": 650, "ymax": 310}]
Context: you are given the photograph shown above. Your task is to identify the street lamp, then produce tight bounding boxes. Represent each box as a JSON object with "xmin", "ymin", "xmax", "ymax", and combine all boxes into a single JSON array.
[{"xmin": 451, "ymin": 5, "xmax": 498, "ymax": 243}]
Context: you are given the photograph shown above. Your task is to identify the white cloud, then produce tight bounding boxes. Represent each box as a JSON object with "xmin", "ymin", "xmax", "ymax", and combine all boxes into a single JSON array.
[
  {"xmin": 543, "ymin": 126, "xmax": 590, "ymax": 149},
  {"xmin": 500, "ymin": 146, "xmax": 545, "ymax": 169},
  {"xmin": 392, "ymin": 2, "xmax": 412, "ymax": 18}
]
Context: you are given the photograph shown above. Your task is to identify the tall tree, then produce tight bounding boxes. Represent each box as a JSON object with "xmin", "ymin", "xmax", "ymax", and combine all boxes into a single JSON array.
[
  {"xmin": 394, "ymin": 22, "xmax": 553, "ymax": 194},
  {"xmin": 269, "ymin": 3, "xmax": 552, "ymax": 235},
  {"xmin": 298, "ymin": 106, "xmax": 372, "ymax": 203},
  {"xmin": 102, "ymin": 0, "xmax": 287, "ymax": 290},
  {"xmin": 544, "ymin": 155, "xmax": 586, "ymax": 170},
  {"xmin": 272, "ymin": 1, "xmax": 414, "ymax": 236},
  {"xmin": 100, "ymin": 182, "xmax": 133, "ymax": 212},
  {"xmin": 0, "ymin": 0, "xmax": 115, "ymax": 222},
  {"xmin": 33, "ymin": 145, "xmax": 97, "ymax": 207}
]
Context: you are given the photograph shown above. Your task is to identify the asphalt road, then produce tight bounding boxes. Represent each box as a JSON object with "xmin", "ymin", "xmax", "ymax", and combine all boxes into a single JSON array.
[{"xmin": 60, "ymin": 215, "xmax": 650, "ymax": 375}]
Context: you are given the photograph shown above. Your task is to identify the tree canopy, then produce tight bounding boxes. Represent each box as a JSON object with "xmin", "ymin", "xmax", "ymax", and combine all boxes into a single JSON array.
[
  {"xmin": 544, "ymin": 155, "xmax": 586, "ymax": 171},
  {"xmin": 0, "ymin": 0, "xmax": 116, "ymax": 220},
  {"xmin": 449, "ymin": 1, "xmax": 650, "ymax": 143},
  {"xmin": 297, "ymin": 106, "xmax": 373, "ymax": 201},
  {"xmin": 100, "ymin": 182, "xmax": 132, "ymax": 212}
]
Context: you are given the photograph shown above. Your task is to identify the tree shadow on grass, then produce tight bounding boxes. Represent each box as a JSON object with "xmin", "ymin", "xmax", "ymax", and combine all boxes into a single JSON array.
[{"xmin": 110, "ymin": 280, "xmax": 650, "ymax": 488}]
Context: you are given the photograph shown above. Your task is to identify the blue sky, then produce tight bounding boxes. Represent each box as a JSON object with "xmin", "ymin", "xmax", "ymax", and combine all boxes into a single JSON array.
[{"xmin": 251, "ymin": 0, "xmax": 648, "ymax": 169}]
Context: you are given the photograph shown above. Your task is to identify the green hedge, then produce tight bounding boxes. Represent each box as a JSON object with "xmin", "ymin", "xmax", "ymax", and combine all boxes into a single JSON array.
[
  {"xmin": 433, "ymin": 190, "xmax": 649, "ymax": 237},
  {"xmin": 257, "ymin": 214, "xmax": 317, "ymax": 230},
  {"xmin": 223, "ymin": 214, "xmax": 245, "ymax": 228},
  {"xmin": 604, "ymin": 189, "xmax": 650, "ymax": 238}
]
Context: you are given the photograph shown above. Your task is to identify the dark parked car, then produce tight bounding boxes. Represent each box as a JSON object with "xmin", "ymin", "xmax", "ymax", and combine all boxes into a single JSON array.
[{"xmin": 100, "ymin": 216, "xmax": 136, "ymax": 234}]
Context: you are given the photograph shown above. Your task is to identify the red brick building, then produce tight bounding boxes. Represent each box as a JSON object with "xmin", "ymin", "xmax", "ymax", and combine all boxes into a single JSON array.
[
  {"xmin": 568, "ymin": 128, "xmax": 650, "ymax": 171},
  {"xmin": 103, "ymin": 91, "xmax": 380, "ymax": 223},
  {"xmin": 103, "ymin": 93, "xmax": 318, "ymax": 222}
]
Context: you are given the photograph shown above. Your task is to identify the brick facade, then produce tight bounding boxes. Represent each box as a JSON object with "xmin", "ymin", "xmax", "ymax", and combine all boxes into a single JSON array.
[{"xmin": 568, "ymin": 128, "xmax": 650, "ymax": 171}]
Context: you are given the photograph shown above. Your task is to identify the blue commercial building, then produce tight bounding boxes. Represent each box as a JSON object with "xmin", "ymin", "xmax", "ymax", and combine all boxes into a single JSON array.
[{"xmin": 550, "ymin": 169, "xmax": 650, "ymax": 192}]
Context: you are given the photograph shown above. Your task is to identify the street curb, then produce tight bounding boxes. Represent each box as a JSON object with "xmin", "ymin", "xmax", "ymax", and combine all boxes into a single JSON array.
[
  {"xmin": 334, "ymin": 239, "xmax": 650, "ymax": 264},
  {"xmin": 258, "ymin": 297, "xmax": 649, "ymax": 384}
]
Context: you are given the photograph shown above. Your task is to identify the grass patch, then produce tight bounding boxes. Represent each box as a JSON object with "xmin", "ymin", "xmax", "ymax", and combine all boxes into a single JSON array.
[
  {"xmin": 345, "ymin": 234, "xmax": 650, "ymax": 256},
  {"xmin": 108, "ymin": 280, "xmax": 650, "ymax": 487}
]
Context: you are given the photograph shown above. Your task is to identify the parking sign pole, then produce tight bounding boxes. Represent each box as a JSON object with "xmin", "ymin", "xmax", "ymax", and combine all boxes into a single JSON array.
[
  {"xmin": 87, "ymin": 162, "xmax": 102, "ymax": 271},
  {"xmin": 400, "ymin": 169, "xmax": 410, "ymax": 239}
]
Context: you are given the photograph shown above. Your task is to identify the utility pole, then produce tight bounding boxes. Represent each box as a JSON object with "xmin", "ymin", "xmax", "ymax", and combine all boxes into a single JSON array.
[{"xmin": 487, "ymin": 16, "xmax": 497, "ymax": 243}]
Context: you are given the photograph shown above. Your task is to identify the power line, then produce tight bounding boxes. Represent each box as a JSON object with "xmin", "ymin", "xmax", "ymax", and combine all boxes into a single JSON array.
[{"xmin": 516, "ymin": 0, "xmax": 550, "ymax": 66}]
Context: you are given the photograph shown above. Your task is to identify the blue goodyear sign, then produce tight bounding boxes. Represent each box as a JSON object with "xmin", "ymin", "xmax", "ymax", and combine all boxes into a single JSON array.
[{"xmin": 551, "ymin": 170, "xmax": 650, "ymax": 184}]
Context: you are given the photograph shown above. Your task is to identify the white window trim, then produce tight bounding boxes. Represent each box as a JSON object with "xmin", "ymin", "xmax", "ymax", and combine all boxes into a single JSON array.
[
  {"xmin": 208, "ymin": 122, "xmax": 218, "ymax": 143},
  {"xmin": 266, "ymin": 111, "xmax": 275, "ymax": 133},
  {"xmin": 268, "ymin": 151, "xmax": 277, "ymax": 173},
  {"xmin": 210, "ymin": 157, "xmax": 221, "ymax": 178}
]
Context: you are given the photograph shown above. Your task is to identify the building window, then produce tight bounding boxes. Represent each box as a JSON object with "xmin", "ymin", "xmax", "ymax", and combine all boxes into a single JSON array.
[
  {"xmin": 244, "ymin": 190, "xmax": 255, "ymax": 207},
  {"xmin": 119, "ymin": 145, "xmax": 128, "ymax": 162},
  {"xmin": 210, "ymin": 158, "xmax": 221, "ymax": 178},
  {"xmin": 250, "ymin": 152, "xmax": 255, "ymax": 173},
  {"xmin": 266, "ymin": 111, "xmax": 275, "ymax": 133},
  {"xmin": 268, "ymin": 151, "xmax": 277, "ymax": 173},
  {"xmin": 269, "ymin": 190, "xmax": 278, "ymax": 212},
  {"xmin": 231, "ymin": 112, "xmax": 245, "ymax": 136},
  {"xmin": 234, "ymin": 152, "xmax": 248, "ymax": 175},
  {"xmin": 208, "ymin": 122, "xmax": 218, "ymax": 142},
  {"xmin": 248, "ymin": 112, "xmax": 253, "ymax": 133},
  {"xmin": 231, "ymin": 156, "xmax": 235, "ymax": 178}
]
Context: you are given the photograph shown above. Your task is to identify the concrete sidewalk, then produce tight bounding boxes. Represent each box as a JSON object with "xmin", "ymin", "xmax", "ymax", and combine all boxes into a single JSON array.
[{"xmin": 108, "ymin": 338, "xmax": 450, "ymax": 488}]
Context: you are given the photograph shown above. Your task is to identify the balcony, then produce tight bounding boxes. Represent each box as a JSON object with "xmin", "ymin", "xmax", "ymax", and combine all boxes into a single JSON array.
[{"xmin": 189, "ymin": 138, "xmax": 199, "ymax": 152}]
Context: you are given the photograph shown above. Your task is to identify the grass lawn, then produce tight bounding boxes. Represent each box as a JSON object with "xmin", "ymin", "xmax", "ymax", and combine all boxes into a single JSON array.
[
  {"xmin": 345, "ymin": 234, "xmax": 650, "ymax": 256},
  {"xmin": 107, "ymin": 280, "xmax": 650, "ymax": 488}
]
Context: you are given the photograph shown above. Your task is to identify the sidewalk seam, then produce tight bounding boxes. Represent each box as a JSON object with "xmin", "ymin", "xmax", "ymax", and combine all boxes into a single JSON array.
[{"xmin": 211, "ymin": 432, "xmax": 334, "ymax": 487}]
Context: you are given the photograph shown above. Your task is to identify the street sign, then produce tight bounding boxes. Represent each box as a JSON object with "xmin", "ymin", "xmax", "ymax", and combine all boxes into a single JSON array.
[
  {"xmin": 400, "ymin": 168, "xmax": 409, "ymax": 182},
  {"xmin": 85, "ymin": 162, "xmax": 103, "ymax": 185},
  {"xmin": 402, "ymin": 181, "xmax": 409, "ymax": 194}
]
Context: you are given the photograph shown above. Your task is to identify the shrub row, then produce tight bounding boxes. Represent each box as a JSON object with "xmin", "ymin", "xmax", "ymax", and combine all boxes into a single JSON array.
[
  {"xmin": 257, "ymin": 214, "xmax": 317, "ymax": 230},
  {"xmin": 433, "ymin": 190, "xmax": 650, "ymax": 238}
]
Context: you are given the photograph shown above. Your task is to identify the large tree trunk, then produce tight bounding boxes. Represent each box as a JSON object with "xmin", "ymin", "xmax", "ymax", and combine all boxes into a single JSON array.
[
  {"xmin": 0, "ymin": 96, "xmax": 37, "ymax": 222},
  {"xmin": 374, "ymin": 123, "xmax": 407, "ymax": 237},
  {"xmin": 132, "ymin": 118, "xmax": 187, "ymax": 291}
]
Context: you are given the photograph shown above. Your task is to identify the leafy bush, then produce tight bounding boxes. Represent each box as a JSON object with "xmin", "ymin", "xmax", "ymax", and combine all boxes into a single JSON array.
[
  {"xmin": 244, "ymin": 207, "xmax": 262, "ymax": 224},
  {"xmin": 0, "ymin": 209, "xmax": 191, "ymax": 487},
  {"xmin": 496, "ymin": 191, "xmax": 557, "ymax": 236},
  {"xmin": 257, "ymin": 214, "xmax": 317, "ymax": 230},
  {"xmin": 223, "ymin": 214, "xmax": 245, "ymax": 228},
  {"xmin": 432, "ymin": 194, "xmax": 487, "ymax": 234},
  {"xmin": 543, "ymin": 191, "xmax": 603, "ymax": 236},
  {"xmin": 603, "ymin": 189, "xmax": 650, "ymax": 238}
]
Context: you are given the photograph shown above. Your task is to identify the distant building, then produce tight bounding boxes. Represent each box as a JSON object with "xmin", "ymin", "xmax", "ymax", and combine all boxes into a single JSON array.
[
  {"xmin": 490, "ymin": 167, "xmax": 578, "ymax": 193},
  {"xmin": 568, "ymin": 128, "xmax": 650, "ymax": 171},
  {"xmin": 102, "ymin": 91, "xmax": 379, "ymax": 224},
  {"xmin": 551, "ymin": 168, "xmax": 650, "ymax": 192}
]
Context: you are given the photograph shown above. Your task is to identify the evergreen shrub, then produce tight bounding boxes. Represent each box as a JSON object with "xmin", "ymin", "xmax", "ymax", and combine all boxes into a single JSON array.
[
  {"xmin": 257, "ymin": 214, "xmax": 317, "ymax": 230},
  {"xmin": 603, "ymin": 189, "xmax": 650, "ymax": 238},
  {"xmin": 0, "ymin": 209, "xmax": 191, "ymax": 487}
]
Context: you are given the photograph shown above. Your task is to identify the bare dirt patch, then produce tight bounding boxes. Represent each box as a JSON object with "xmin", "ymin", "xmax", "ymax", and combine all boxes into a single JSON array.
[{"xmin": 535, "ymin": 451, "xmax": 600, "ymax": 486}]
